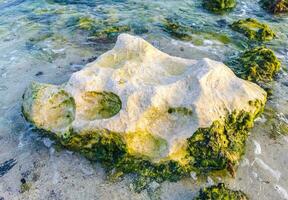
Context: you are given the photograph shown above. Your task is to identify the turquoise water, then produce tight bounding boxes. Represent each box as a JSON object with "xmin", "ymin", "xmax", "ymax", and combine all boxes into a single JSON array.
[{"xmin": 0, "ymin": 0, "xmax": 288, "ymax": 199}]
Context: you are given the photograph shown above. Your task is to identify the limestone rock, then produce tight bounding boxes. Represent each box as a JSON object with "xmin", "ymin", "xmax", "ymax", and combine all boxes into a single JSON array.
[{"xmin": 22, "ymin": 34, "xmax": 266, "ymax": 178}]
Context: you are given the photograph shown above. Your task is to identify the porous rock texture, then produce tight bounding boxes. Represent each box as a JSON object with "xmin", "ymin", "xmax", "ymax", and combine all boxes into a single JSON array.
[{"xmin": 22, "ymin": 34, "xmax": 266, "ymax": 180}]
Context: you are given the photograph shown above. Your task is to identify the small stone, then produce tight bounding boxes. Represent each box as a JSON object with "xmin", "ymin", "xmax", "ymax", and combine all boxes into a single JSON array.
[{"xmin": 35, "ymin": 71, "xmax": 43, "ymax": 76}]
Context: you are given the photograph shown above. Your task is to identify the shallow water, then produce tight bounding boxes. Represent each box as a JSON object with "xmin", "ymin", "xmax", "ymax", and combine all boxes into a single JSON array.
[{"xmin": 0, "ymin": 0, "xmax": 287, "ymax": 199}]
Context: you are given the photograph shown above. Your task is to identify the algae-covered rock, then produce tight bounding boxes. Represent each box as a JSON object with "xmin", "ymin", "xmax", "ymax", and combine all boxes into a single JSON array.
[
  {"xmin": 22, "ymin": 34, "xmax": 266, "ymax": 185},
  {"xmin": 230, "ymin": 18, "xmax": 276, "ymax": 41},
  {"xmin": 67, "ymin": 16, "xmax": 131, "ymax": 43},
  {"xmin": 261, "ymin": 0, "xmax": 288, "ymax": 14},
  {"xmin": 195, "ymin": 183, "xmax": 248, "ymax": 200},
  {"xmin": 203, "ymin": 0, "xmax": 236, "ymax": 13},
  {"xmin": 237, "ymin": 47, "xmax": 281, "ymax": 82},
  {"xmin": 162, "ymin": 17, "xmax": 231, "ymax": 45}
]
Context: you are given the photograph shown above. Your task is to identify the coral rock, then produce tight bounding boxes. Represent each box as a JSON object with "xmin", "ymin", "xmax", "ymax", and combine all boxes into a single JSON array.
[{"xmin": 22, "ymin": 34, "xmax": 266, "ymax": 182}]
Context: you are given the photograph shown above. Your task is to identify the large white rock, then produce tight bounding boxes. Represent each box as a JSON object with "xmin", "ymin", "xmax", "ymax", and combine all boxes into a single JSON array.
[{"xmin": 22, "ymin": 34, "xmax": 266, "ymax": 162}]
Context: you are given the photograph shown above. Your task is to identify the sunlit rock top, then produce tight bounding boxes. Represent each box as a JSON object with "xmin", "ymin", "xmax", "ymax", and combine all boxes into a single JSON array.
[{"xmin": 22, "ymin": 34, "xmax": 266, "ymax": 161}]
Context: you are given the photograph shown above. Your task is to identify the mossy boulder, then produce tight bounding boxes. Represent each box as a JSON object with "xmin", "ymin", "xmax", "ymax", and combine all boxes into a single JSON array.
[
  {"xmin": 195, "ymin": 183, "xmax": 248, "ymax": 200},
  {"xmin": 230, "ymin": 18, "xmax": 276, "ymax": 41},
  {"xmin": 261, "ymin": 0, "xmax": 288, "ymax": 14},
  {"xmin": 203, "ymin": 0, "xmax": 236, "ymax": 13},
  {"xmin": 237, "ymin": 47, "xmax": 281, "ymax": 82},
  {"xmin": 22, "ymin": 34, "xmax": 266, "ymax": 189}
]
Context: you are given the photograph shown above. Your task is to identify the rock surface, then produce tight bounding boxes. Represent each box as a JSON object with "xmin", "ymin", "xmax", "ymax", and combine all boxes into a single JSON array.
[{"xmin": 22, "ymin": 34, "xmax": 266, "ymax": 162}]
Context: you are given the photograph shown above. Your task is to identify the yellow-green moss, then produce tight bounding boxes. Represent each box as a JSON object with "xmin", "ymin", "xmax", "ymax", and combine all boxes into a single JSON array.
[
  {"xmin": 66, "ymin": 16, "xmax": 131, "ymax": 43},
  {"xmin": 78, "ymin": 91, "xmax": 122, "ymax": 120},
  {"xmin": 237, "ymin": 47, "xmax": 281, "ymax": 82},
  {"xmin": 230, "ymin": 18, "xmax": 276, "ymax": 41},
  {"xmin": 187, "ymin": 99, "xmax": 264, "ymax": 177},
  {"xmin": 261, "ymin": 0, "xmax": 288, "ymax": 14},
  {"xmin": 194, "ymin": 183, "xmax": 248, "ymax": 200},
  {"xmin": 124, "ymin": 131, "xmax": 168, "ymax": 159},
  {"xmin": 168, "ymin": 107, "xmax": 193, "ymax": 116},
  {"xmin": 203, "ymin": 0, "xmax": 236, "ymax": 13},
  {"xmin": 162, "ymin": 17, "xmax": 231, "ymax": 45}
]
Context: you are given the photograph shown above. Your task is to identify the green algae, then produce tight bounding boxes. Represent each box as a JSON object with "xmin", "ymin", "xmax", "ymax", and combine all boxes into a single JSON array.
[
  {"xmin": 124, "ymin": 131, "xmax": 168, "ymax": 159},
  {"xmin": 230, "ymin": 18, "xmax": 276, "ymax": 41},
  {"xmin": 261, "ymin": 0, "xmax": 288, "ymax": 14},
  {"xmin": 187, "ymin": 99, "xmax": 264, "ymax": 177},
  {"xmin": 79, "ymin": 91, "xmax": 122, "ymax": 120},
  {"xmin": 162, "ymin": 17, "xmax": 231, "ymax": 45},
  {"xmin": 22, "ymin": 83, "xmax": 76, "ymax": 131},
  {"xmin": 168, "ymin": 107, "xmax": 193, "ymax": 116},
  {"xmin": 195, "ymin": 183, "xmax": 248, "ymax": 200},
  {"xmin": 263, "ymin": 105, "xmax": 288, "ymax": 139},
  {"xmin": 236, "ymin": 47, "xmax": 281, "ymax": 82},
  {"xmin": 66, "ymin": 15, "xmax": 131, "ymax": 43},
  {"xmin": 203, "ymin": 0, "xmax": 236, "ymax": 13}
]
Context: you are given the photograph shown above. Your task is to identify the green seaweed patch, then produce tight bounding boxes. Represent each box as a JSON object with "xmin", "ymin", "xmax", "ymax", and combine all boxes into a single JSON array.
[
  {"xmin": 187, "ymin": 99, "xmax": 264, "ymax": 177},
  {"xmin": 237, "ymin": 47, "xmax": 281, "ymax": 82},
  {"xmin": 162, "ymin": 17, "xmax": 231, "ymax": 45},
  {"xmin": 89, "ymin": 25, "xmax": 131, "ymax": 42},
  {"xmin": 79, "ymin": 91, "xmax": 122, "ymax": 120},
  {"xmin": 261, "ymin": 0, "xmax": 288, "ymax": 14},
  {"xmin": 67, "ymin": 16, "xmax": 131, "ymax": 43},
  {"xmin": 230, "ymin": 18, "xmax": 276, "ymax": 41},
  {"xmin": 203, "ymin": 0, "xmax": 236, "ymax": 13},
  {"xmin": 168, "ymin": 107, "xmax": 193, "ymax": 116},
  {"xmin": 195, "ymin": 183, "xmax": 248, "ymax": 200},
  {"xmin": 263, "ymin": 105, "xmax": 288, "ymax": 139}
]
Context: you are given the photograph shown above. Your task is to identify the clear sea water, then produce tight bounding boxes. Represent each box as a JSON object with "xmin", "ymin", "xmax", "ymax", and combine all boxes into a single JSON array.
[{"xmin": 0, "ymin": 0, "xmax": 288, "ymax": 199}]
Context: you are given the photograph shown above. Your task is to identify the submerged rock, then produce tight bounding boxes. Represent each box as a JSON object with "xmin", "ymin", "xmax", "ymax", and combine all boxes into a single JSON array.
[
  {"xmin": 230, "ymin": 18, "xmax": 276, "ymax": 41},
  {"xmin": 67, "ymin": 16, "xmax": 131, "ymax": 43},
  {"xmin": 22, "ymin": 34, "xmax": 266, "ymax": 186},
  {"xmin": 195, "ymin": 183, "xmax": 248, "ymax": 200},
  {"xmin": 261, "ymin": 0, "xmax": 288, "ymax": 14},
  {"xmin": 237, "ymin": 47, "xmax": 281, "ymax": 82},
  {"xmin": 162, "ymin": 17, "xmax": 231, "ymax": 45},
  {"xmin": 203, "ymin": 0, "xmax": 236, "ymax": 13}
]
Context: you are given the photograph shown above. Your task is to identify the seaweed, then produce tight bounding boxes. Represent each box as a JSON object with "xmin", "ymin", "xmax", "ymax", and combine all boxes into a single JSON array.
[
  {"xmin": 187, "ymin": 100, "xmax": 264, "ymax": 177},
  {"xmin": 260, "ymin": 0, "xmax": 288, "ymax": 14},
  {"xmin": 235, "ymin": 47, "xmax": 281, "ymax": 82},
  {"xmin": 66, "ymin": 15, "xmax": 131, "ymax": 43},
  {"xmin": 194, "ymin": 183, "xmax": 248, "ymax": 200},
  {"xmin": 230, "ymin": 18, "xmax": 276, "ymax": 41},
  {"xmin": 203, "ymin": 0, "xmax": 236, "ymax": 13},
  {"xmin": 162, "ymin": 17, "xmax": 231, "ymax": 45}
]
